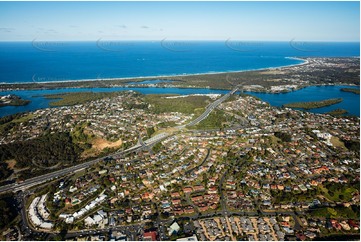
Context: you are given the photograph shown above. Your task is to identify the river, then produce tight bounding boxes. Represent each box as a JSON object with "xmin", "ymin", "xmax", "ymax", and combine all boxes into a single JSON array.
[{"xmin": 0, "ymin": 85, "xmax": 359, "ymax": 118}]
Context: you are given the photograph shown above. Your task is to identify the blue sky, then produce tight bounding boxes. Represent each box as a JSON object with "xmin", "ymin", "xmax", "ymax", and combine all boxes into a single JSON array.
[{"xmin": 0, "ymin": 1, "xmax": 359, "ymax": 41}]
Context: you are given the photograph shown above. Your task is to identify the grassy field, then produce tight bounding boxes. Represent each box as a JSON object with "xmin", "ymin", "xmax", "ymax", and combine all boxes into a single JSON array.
[
  {"xmin": 330, "ymin": 136, "xmax": 347, "ymax": 150},
  {"xmin": 283, "ymin": 98, "xmax": 343, "ymax": 110},
  {"xmin": 318, "ymin": 184, "xmax": 357, "ymax": 203}
]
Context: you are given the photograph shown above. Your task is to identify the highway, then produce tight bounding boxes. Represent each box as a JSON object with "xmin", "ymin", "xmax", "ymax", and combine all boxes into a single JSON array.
[
  {"xmin": 186, "ymin": 86, "xmax": 239, "ymax": 127},
  {"xmin": 0, "ymin": 133, "xmax": 170, "ymax": 194},
  {"xmin": 0, "ymin": 86, "xmax": 238, "ymax": 194}
]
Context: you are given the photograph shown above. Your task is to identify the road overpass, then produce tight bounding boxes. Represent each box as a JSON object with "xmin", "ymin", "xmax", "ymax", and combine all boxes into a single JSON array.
[
  {"xmin": 0, "ymin": 85, "xmax": 239, "ymax": 194},
  {"xmin": 0, "ymin": 132, "xmax": 170, "ymax": 194},
  {"xmin": 186, "ymin": 86, "xmax": 239, "ymax": 126}
]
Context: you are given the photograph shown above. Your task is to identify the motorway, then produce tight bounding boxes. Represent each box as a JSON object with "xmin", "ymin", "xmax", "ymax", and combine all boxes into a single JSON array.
[
  {"xmin": 1, "ymin": 85, "xmax": 310, "ymax": 239},
  {"xmin": 0, "ymin": 86, "xmax": 238, "ymax": 195},
  {"xmin": 186, "ymin": 86, "xmax": 239, "ymax": 127},
  {"xmin": 0, "ymin": 132, "xmax": 170, "ymax": 194}
]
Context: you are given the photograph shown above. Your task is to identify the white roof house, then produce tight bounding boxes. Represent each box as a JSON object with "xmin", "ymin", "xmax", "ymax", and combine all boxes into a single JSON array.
[
  {"xmin": 168, "ymin": 222, "xmax": 180, "ymax": 236},
  {"xmin": 93, "ymin": 215, "xmax": 103, "ymax": 224},
  {"xmin": 84, "ymin": 217, "xmax": 95, "ymax": 226}
]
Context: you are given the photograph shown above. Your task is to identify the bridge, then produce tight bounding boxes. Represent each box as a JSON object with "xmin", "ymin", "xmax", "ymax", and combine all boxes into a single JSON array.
[
  {"xmin": 186, "ymin": 85, "xmax": 240, "ymax": 127},
  {"xmin": 0, "ymin": 85, "xmax": 240, "ymax": 194}
]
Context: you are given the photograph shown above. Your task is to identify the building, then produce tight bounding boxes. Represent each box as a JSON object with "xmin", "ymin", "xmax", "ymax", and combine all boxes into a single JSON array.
[
  {"xmin": 168, "ymin": 222, "xmax": 181, "ymax": 236},
  {"xmin": 143, "ymin": 231, "xmax": 157, "ymax": 241},
  {"xmin": 176, "ymin": 235, "xmax": 198, "ymax": 241}
]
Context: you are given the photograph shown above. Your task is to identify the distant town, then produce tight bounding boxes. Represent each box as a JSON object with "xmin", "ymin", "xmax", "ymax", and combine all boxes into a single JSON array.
[
  {"xmin": 0, "ymin": 73, "xmax": 359, "ymax": 240},
  {"xmin": 0, "ymin": 0, "xmax": 359, "ymax": 240},
  {"xmin": 0, "ymin": 57, "xmax": 359, "ymax": 92}
]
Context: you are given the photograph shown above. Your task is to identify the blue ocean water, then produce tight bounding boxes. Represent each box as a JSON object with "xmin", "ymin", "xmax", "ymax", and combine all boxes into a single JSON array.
[
  {"xmin": 0, "ymin": 41, "xmax": 359, "ymax": 83},
  {"xmin": 0, "ymin": 41, "xmax": 359, "ymax": 118}
]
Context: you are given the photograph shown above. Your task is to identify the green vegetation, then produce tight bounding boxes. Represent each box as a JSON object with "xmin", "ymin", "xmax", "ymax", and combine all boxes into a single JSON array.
[
  {"xmin": 319, "ymin": 182, "xmax": 358, "ymax": 202},
  {"xmin": 309, "ymin": 206, "xmax": 359, "ymax": 219},
  {"xmin": 283, "ymin": 98, "xmax": 343, "ymax": 110},
  {"xmin": 44, "ymin": 91, "xmax": 130, "ymax": 107},
  {"xmin": 1, "ymin": 58, "xmax": 359, "ymax": 91},
  {"xmin": 145, "ymin": 94, "xmax": 211, "ymax": 114},
  {"xmin": 70, "ymin": 122, "xmax": 93, "ymax": 150},
  {"xmin": 0, "ymin": 193, "xmax": 18, "ymax": 230},
  {"xmin": 341, "ymin": 88, "xmax": 360, "ymax": 94},
  {"xmin": 157, "ymin": 121, "xmax": 177, "ymax": 128},
  {"xmin": 0, "ymin": 162, "xmax": 12, "ymax": 181},
  {"xmin": 274, "ymin": 132, "xmax": 292, "ymax": 142},
  {"xmin": 271, "ymin": 189, "xmax": 318, "ymax": 203},
  {"xmin": 342, "ymin": 139, "xmax": 360, "ymax": 154},
  {"xmin": 146, "ymin": 127, "xmax": 156, "ymax": 138},
  {"xmin": 0, "ymin": 132, "xmax": 83, "ymax": 174},
  {"xmin": 330, "ymin": 136, "xmax": 347, "ymax": 150},
  {"xmin": 326, "ymin": 109, "xmax": 348, "ymax": 116},
  {"xmin": 0, "ymin": 113, "xmax": 25, "ymax": 125},
  {"xmin": 0, "ymin": 95, "xmax": 30, "ymax": 107},
  {"xmin": 193, "ymin": 109, "xmax": 229, "ymax": 129},
  {"xmin": 0, "ymin": 113, "xmax": 33, "ymax": 137}
]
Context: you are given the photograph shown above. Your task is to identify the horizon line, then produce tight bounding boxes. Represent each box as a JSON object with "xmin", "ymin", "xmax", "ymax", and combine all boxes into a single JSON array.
[{"xmin": 0, "ymin": 40, "xmax": 360, "ymax": 43}]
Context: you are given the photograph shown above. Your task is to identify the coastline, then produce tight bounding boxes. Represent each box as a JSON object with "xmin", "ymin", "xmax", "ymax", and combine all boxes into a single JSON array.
[
  {"xmin": 0, "ymin": 57, "xmax": 359, "ymax": 97},
  {"xmin": 0, "ymin": 84, "xmax": 359, "ymax": 118},
  {"xmin": 0, "ymin": 56, "xmax": 308, "ymax": 89}
]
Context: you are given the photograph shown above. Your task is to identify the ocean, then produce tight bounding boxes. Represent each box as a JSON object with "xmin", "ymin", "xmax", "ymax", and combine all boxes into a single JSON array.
[
  {"xmin": 0, "ymin": 41, "xmax": 359, "ymax": 118},
  {"xmin": 0, "ymin": 41, "xmax": 359, "ymax": 83}
]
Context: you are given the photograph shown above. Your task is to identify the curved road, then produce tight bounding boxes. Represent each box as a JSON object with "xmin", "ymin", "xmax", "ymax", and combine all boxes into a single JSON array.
[{"xmin": 0, "ymin": 86, "xmax": 239, "ymax": 194}]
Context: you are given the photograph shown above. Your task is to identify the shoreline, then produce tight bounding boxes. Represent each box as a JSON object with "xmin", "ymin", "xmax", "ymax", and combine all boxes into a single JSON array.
[
  {"xmin": 0, "ymin": 56, "xmax": 308, "ymax": 87},
  {"xmin": 3, "ymin": 56, "xmax": 360, "ymax": 87},
  {"xmin": 0, "ymin": 84, "xmax": 359, "ymax": 118},
  {"xmin": 0, "ymin": 57, "xmax": 359, "ymax": 95}
]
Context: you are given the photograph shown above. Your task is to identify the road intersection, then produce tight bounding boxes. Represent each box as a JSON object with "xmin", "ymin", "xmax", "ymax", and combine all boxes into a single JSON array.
[{"xmin": 0, "ymin": 86, "xmax": 239, "ymax": 195}]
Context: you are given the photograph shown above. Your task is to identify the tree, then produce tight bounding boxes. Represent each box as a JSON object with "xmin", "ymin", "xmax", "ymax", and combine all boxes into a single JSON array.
[
  {"xmin": 146, "ymin": 127, "xmax": 155, "ymax": 137},
  {"xmin": 0, "ymin": 195, "xmax": 17, "ymax": 230},
  {"xmin": 274, "ymin": 132, "xmax": 292, "ymax": 142}
]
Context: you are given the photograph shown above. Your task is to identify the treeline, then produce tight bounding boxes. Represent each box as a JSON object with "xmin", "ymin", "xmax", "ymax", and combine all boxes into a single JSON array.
[
  {"xmin": 0, "ymin": 162, "xmax": 12, "ymax": 181},
  {"xmin": 0, "ymin": 96, "xmax": 30, "ymax": 107},
  {"xmin": 45, "ymin": 91, "xmax": 128, "ymax": 107},
  {"xmin": 0, "ymin": 112, "xmax": 28, "ymax": 136},
  {"xmin": 309, "ymin": 206, "xmax": 359, "ymax": 219},
  {"xmin": 326, "ymin": 109, "xmax": 348, "ymax": 116},
  {"xmin": 341, "ymin": 88, "xmax": 360, "ymax": 95},
  {"xmin": 274, "ymin": 132, "xmax": 292, "ymax": 142},
  {"xmin": 283, "ymin": 98, "xmax": 343, "ymax": 110},
  {"xmin": 0, "ymin": 193, "xmax": 18, "ymax": 230},
  {"xmin": 145, "ymin": 94, "xmax": 210, "ymax": 114},
  {"xmin": 0, "ymin": 112, "xmax": 27, "ymax": 125},
  {"xmin": 0, "ymin": 132, "xmax": 83, "ymax": 169},
  {"xmin": 194, "ymin": 110, "xmax": 229, "ymax": 129},
  {"xmin": 342, "ymin": 139, "xmax": 360, "ymax": 153}
]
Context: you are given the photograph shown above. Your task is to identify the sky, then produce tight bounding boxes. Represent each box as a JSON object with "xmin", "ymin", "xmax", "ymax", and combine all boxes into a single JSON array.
[{"xmin": 0, "ymin": 1, "xmax": 359, "ymax": 41}]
